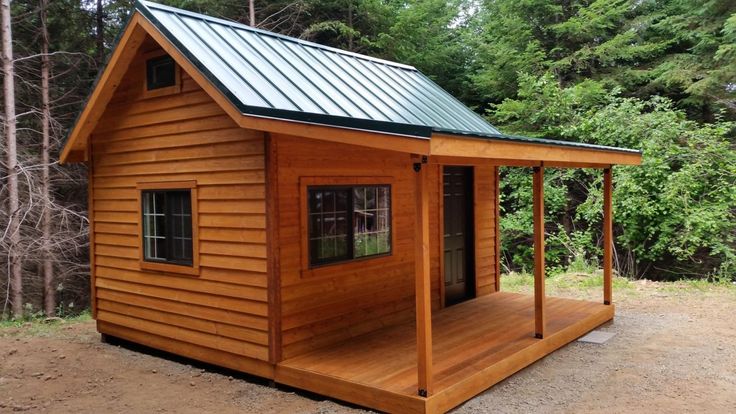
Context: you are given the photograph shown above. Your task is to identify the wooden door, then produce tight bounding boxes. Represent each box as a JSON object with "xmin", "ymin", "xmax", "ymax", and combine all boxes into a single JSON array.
[{"xmin": 443, "ymin": 166, "xmax": 475, "ymax": 306}]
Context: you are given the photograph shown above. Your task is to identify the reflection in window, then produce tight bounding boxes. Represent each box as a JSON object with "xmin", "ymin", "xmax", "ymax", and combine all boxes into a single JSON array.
[
  {"xmin": 307, "ymin": 185, "xmax": 391, "ymax": 266},
  {"xmin": 142, "ymin": 190, "xmax": 193, "ymax": 266}
]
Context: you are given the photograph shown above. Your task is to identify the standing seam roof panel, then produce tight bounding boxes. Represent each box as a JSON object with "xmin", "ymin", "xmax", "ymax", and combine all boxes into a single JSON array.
[
  {"xmin": 329, "ymin": 53, "xmax": 429, "ymax": 125},
  {"xmin": 205, "ymin": 22, "xmax": 325, "ymax": 114},
  {"xmin": 178, "ymin": 15, "xmax": 302, "ymax": 111},
  {"xmin": 373, "ymin": 63, "xmax": 480, "ymax": 131},
  {"xmin": 139, "ymin": 0, "xmax": 502, "ymax": 137},
  {"xmin": 152, "ymin": 10, "xmax": 272, "ymax": 108},
  {"xmin": 365, "ymin": 61, "xmax": 466, "ymax": 129},
  {"xmin": 396, "ymin": 67, "xmax": 496, "ymax": 133},
  {"xmin": 299, "ymin": 46, "xmax": 399, "ymax": 122},
  {"xmin": 348, "ymin": 58, "xmax": 448, "ymax": 126},
  {"xmin": 236, "ymin": 31, "xmax": 343, "ymax": 116},
  {"xmin": 264, "ymin": 39, "xmax": 373, "ymax": 119},
  {"xmin": 273, "ymin": 40, "xmax": 379, "ymax": 120},
  {"xmin": 228, "ymin": 28, "xmax": 339, "ymax": 113},
  {"xmin": 303, "ymin": 47, "xmax": 412, "ymax": 122},
  {"xmin": 391, "ymin": 68, "xmax": 487, "ymax": 132},
  {"xmin": 414, "ymin": 72, "xmax": 497, "ymax": 132}
]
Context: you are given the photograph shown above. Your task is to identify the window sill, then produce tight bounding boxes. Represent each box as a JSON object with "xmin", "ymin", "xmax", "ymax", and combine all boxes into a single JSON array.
[
  {"xmin": 140, "ymin": 260, "xmax": 200, "ymax": 276},
  {"xmin": 301, "ymin": 253, "xmax": 393, "ymax": 279}
]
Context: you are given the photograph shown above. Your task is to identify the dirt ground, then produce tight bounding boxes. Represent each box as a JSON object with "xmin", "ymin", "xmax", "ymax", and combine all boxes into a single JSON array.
[{"xmin": 1, "ymin": 280, "xmax": 735, "ymax": 413}]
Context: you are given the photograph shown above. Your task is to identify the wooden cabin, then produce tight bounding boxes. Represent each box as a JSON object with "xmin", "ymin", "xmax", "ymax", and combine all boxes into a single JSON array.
[{"xmin": 60, "ymin": 2, "xmax": 642, "ymax": 413}]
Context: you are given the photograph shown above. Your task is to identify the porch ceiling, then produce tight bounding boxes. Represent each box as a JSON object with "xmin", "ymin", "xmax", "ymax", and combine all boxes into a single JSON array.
[{"xmin": 275, "ymin": 291, "xmax": 614, "ymax": 414}]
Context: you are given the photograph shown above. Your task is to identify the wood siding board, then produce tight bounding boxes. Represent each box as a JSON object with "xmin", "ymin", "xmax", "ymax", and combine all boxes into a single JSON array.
[
  {"xmin": 97, "ymin": 321, "xmax": 273, "ymax": 378},
  {"xmin": 89, "ymin": 38, "xmax": 269, "ymax": 364},
  {"xmin": 275, "ymin": 137, "xmax": 500, "ymax": 357},
  {"xmin": 276, "ymin": 135, "xmax": 439, "ymax": 357}
]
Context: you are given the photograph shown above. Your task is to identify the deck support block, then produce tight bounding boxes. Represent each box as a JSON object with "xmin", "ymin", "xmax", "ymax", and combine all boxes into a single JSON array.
[
  {"xmin": 603, "ymin": 167, "xmax": 613, "ymax": 306},
  {"xmin": 414, "ymin": 157, "xmax": 433, "ymax": 396},
  {"xmin": 533, "ymin": 166, "xmax": 546, "ymax": 339}
]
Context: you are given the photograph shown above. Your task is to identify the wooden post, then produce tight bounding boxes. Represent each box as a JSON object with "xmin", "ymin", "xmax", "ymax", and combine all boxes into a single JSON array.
[
  {"xmin": 494, "ymin": 166, "xmax": 501, "ymax": 292},
  {"xmin": 533, "ymin": 166, "xmax": 546, "ymax": 339},
  {"xmin": 414, "ymin": 156, "xmax": 433, "ymax": 397},
  {"xmin": 603, "ymin": 167, "xmax": 613, "ymax": 305}
]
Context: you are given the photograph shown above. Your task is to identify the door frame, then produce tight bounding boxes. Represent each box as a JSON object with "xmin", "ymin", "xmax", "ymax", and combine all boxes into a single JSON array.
[{"xmin": 439, "ymin": 165, "xmax": 477, "ymax": 308}]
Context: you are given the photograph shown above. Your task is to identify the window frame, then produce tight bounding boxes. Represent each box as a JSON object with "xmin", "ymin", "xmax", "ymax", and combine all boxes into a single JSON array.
[
  {"xmin": 300, "ymin": 177, "xmax": 395, "ymax": 277},
  {"xmin": 141, "ymin": 51, "xmax": 181, "ymax": 99},
  {"xmin": 137, "ymin": 181, "xmax": 199, "ymax": 276}
]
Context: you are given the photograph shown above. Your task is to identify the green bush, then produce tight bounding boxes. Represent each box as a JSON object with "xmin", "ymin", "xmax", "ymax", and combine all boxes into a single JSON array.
[{"xmin": 492, "ymin": 74, "xmax": 736, "ymax": 280}]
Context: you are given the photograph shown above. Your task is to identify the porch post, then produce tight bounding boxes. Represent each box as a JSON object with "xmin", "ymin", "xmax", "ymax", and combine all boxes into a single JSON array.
[
  {"xmin": 603, "ymin": 167, "xmax": 613, "ymax": 305},
  {"xmin": 533, "ymin": 166, "xmax": 546, "ymax": 339},
  {"xmin": 414, "ymin": 156, "xmax": 433, "ymax": 397}
]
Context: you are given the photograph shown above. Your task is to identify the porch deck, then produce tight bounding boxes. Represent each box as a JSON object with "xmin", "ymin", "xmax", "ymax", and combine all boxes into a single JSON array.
[{"xmin": 275, "ymin": 291, "xmax": 613, "ymax": 414}]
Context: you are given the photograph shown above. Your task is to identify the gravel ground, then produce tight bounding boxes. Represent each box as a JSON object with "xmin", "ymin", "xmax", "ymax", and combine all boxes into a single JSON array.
[
  {"xmin": 1, "ymin": 280, "xmax": 734, "ymax": 413},
  {"xmin": 457, "ymin": 284, "xmax": 736, "ymax": 413}
]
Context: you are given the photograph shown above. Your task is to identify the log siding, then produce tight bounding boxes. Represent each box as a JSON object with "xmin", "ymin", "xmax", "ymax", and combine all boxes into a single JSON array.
[{"xmin": 90, "ymin": 39, "xmax": 270, "ymax": 369}]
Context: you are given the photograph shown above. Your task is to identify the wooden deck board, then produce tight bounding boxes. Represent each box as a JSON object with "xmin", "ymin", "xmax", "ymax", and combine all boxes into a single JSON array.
[{"xmin": 276, "ymin": 292, "xmax": 613, "ymax": 413}]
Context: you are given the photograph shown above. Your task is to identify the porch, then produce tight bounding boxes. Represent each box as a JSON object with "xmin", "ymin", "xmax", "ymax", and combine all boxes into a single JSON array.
[{"xmin": 276, "ymin": 291, "xmax": 612, "ymax": 413}]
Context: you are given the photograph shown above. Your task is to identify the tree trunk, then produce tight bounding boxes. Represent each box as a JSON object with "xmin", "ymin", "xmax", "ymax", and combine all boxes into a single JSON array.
[
  {"xmin": 96, "ymin": 0, "xmax": 104, "ymax": 65},
  {"xmin": 347, "ymin": 0, "xmax": 354, "ymax": 51},
  {"xmin": 248, "ymin": 0, "xmax": 255, "ymax": 27},
  {"xmin": 40, "ymin": 0, "xmax": 54, "ymax": 317},
  {"xmin": 1, "ymin": 0, "xmax": 22, "ymax": 318}
]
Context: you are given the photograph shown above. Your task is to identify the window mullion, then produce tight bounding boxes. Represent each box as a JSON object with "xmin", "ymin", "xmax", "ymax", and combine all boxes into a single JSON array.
[{"xmin": 165, "ymin": 192, "xmax": 174, "ymax": 262}]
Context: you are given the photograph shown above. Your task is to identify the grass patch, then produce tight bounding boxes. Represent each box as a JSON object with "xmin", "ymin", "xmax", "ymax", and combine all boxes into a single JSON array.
[
  {"xmin": 501, "ymin": 270, "xmax": 736, "ymax": 300},
  {"xmin": 0, "ymin": 310, "xmax": 93, "ymax": 337},
  {"xmin": 502, "ymin": 271, "xmax": 633, "ymax": 293}
]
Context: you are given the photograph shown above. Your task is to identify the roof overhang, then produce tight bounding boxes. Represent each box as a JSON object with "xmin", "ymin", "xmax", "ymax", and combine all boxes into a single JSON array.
[{"xmin": 429, "ymin": 132, "xmax": 642, "ymax": 167}]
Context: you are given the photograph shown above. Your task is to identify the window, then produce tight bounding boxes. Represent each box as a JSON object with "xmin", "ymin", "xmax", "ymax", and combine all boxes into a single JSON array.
[
  {"xmin": 146, "ymin": 55, "xmax": 177, "ymax": 90},
  {"xmin": 308, "ymin": 185, "xmax": 391, "ymax": 266},
  {"xmin": 142, "ymin": 190, "xmax": 193, "ymax": 266}
]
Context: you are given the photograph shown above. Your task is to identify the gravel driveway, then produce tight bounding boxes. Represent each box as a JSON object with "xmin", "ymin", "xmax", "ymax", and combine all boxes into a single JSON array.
[{"xmin": 1, "ymin": 280, "xmax": 734, "ymax": 413}]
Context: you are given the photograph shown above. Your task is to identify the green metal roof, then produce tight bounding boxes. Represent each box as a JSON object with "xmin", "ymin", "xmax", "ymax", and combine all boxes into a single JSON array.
[
  {"xmin": 136, "ymin": 0, "xmax": 499, "ymax": 138},
  {"xmin": 65, "ymin": 1, "xmax": 638, "ymax": 157}
]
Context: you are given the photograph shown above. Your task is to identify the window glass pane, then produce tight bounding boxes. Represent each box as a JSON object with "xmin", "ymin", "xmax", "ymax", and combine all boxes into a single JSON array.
[
  {"xmin": 308, "ymin": 188, "xmax": 350, "ymax": 265},
  {"xmin": 308, "ymin": 185, "xmax": 390, "ymax": 265},
  {"xmin": 335, "ymin": 235, "xmax": 348, "ymax": 258},
  {"xmin": 154, "ymin": 237, "xmax": 167, "ymax": 261},
  {"xmin": 143, "ymin": 191, "xmax": 167, "ymax": 261},
  {"xmin": 168, "ymin": 191, "xmax": 192, "ymax": 263},
  {"xmin": 147, "ymin": 55, "xmax": 176, "ymax": 90},
  {"xmin": 336, "ymin": 190, "xmax": 348, "ymax": 212},
  {"xmin": 335, "ymin": 212, "xmax": 348, "ymax": 236},
  {"xmin": 378, "ymin": 187, "xmax": 390, "ymax": 209},
  {"xmin": 354, "ymin": 185, "xmax": 391, "ymax": 258},
  {"xmin": 309, "ymin": 190, "xmax": 322, "ymax": 212},
  {"xmin": 141, "ymin": 189, "xmax": 192, "ymax": 265}
]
